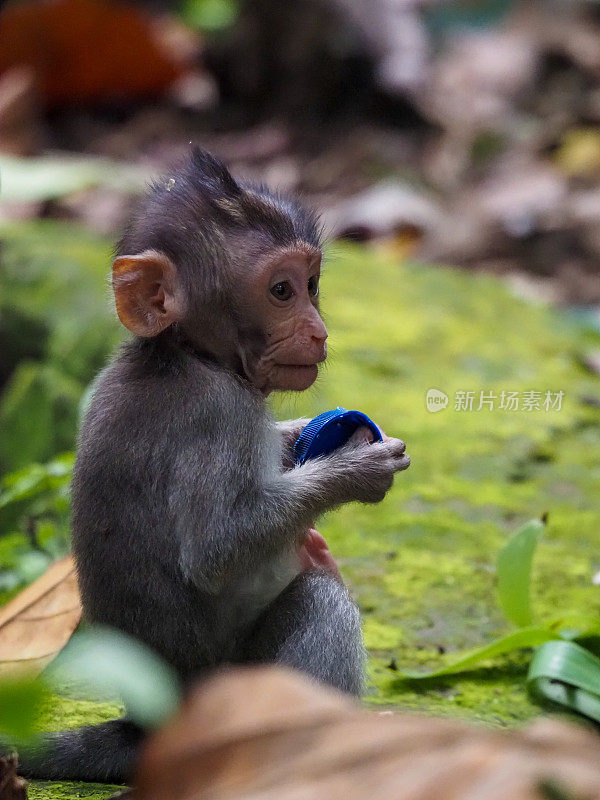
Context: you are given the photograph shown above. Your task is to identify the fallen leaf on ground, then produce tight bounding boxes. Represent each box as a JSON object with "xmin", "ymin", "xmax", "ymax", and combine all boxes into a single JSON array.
[
  {"xmin": 0, "ymin": 754, "xmax": 27, "ymax": 800},
  {"xmin": 134, "ymin": 665, "xmax": 600, "ymax": 800},
  {"xmin": 0, "ymin": 0, "xmax": 198, "ymax": 107},
  {"xmin": 0, "ymin": 67, "xmax": 40, "ymax": 158},
  {"xmin": 0, "ymin": 556, "xmax": 81, "ymax": 678}
]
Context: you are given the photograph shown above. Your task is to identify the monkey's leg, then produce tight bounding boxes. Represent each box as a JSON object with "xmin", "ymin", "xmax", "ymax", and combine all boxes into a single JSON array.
[
  {"xmin": 10, "ymin": 719, "xmax": 144, "ymax": 784},
  {"xmin": 239, "ymin": 570, "xmax": 365, "ymax": 696}
]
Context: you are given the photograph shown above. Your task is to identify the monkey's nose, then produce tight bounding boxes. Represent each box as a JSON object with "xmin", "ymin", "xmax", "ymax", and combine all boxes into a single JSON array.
[
  {"xmin": 308, "ymin": 310, "xmax": 328, "ymax": 345},
  {"xmin": 314, "ymin": 340, "xmax": 327, "ymax": 362}
]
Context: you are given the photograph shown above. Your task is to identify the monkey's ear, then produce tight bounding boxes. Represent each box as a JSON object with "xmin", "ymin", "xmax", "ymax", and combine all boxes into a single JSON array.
[{"xmin": 112, "ymin": 250, "xmax": 183, "ymax": 337}]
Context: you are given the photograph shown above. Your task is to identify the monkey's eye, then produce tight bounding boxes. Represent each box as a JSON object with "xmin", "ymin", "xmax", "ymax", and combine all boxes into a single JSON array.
[
  {"xmin": 308, "ymin": 275, "xmax": 319, "ymax": 297},
  {"xmin": 270, "ymin": 281, "xmax": 294, "ymax": 301}
]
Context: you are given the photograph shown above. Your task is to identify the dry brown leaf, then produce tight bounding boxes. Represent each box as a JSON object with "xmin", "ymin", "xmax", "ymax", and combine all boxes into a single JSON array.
[
  {"xmin": 0, "ymin": 754, "xmax": 27, "ymax": 800},
  {"xmin": 0, "ymin": 67, "xmax": 40, "ymax": 157},
  {"xmin": 0, "ymin": 0, "xmax": 196, "ymax": 107},
  {"xmin": 0, "ymin": 556, "xmax": 81, "ymax": 678},
  {"xmin": 134, "ymin": 666, "xmax": 600, "ymax": 800}
]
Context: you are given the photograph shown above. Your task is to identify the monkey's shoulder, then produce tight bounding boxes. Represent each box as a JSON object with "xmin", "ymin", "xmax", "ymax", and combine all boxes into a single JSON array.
[{"xmin": 81, "ymin": 345, "xmax": 272, "ymax": 455}]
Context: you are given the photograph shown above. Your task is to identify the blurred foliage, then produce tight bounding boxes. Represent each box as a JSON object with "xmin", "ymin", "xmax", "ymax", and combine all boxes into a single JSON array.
[
  {"xmin": 425, "ymin": 0, "xmax": 514, "ymax": 33},
  {"xmin": 0, "ymin": 221, "xmax": 123, "ymax": 473},
  {"xmin": 48, "ymin": 627, "xmax": 180, "ymax": 729},
  {"xmin": 0, "ymin": 155, "xmax": 145, "ymax": 203},
  {"xmin": 180, "ymin": 0, "xmax": 239, "ymax": 32},
  {"xmin": 496, "ymin": 519, "xmax": 544, "ymax": 629},
  {"xmin": 0, "ymin": 454, "xmax": 73, "ymax": 602},
  {"xmin": 0, "ymin": 220, "xmax": 120, "ymax": 604},
  {"xmin": 0, "ymin": 363, "xmax": 80, "ymax": 469},
  {"xmin": 0, "ymin": 627, "xmax": 178, "ymax": 784},
  {"xmin": 555, "ymin": 128, "xmax": 600, "ymax": 178},
  {"xmin": 0, "ymin": 677, "xmax": 50, "ymax": 741}
]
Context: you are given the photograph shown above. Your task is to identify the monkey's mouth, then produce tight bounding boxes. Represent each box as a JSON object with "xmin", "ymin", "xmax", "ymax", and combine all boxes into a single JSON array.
[
  {"xmin": 278, "ymin": 363, "xmax": 320, "ymax": 371},
  {"xmin": 278, "ymin": 352, "xmax": 326, "ymax": 369},
  {"xmin": 272, "ymin": 363, "xmax": 320, "ymax": 392}
]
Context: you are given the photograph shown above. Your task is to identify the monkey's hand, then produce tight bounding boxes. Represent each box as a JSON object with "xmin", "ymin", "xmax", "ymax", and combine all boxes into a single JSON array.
[
  {"xmin": 298, "ymin": 527, "xmax": 343, "ymax": 583},
  {"xmin": 276, "ymin": 418, "xmax": 311, "ymax": 470},
  {"xmin": 329, "ymin": 434, "xmax": 410, "ymax": 505}
]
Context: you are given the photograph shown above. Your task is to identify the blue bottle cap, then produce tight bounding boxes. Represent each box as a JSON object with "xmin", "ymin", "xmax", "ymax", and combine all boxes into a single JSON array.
[{"xmin": 293, "ymin": 407, "xmax": 383, "ymax": 466}]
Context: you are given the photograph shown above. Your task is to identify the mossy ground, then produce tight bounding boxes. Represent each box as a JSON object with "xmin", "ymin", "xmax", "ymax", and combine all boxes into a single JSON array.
[
  {"xmin": 28, "ymin": 698, "xmax": 122, "ymax": 800},
  {"xmin": 3, "ymin": 228, "xmax": 599, "ymax": 799}
]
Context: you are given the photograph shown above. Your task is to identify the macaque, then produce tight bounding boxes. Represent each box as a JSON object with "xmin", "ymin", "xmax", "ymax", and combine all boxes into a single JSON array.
[{"xmin": 16, "ymin": 148, "xmax": 410, "ymax": 783}]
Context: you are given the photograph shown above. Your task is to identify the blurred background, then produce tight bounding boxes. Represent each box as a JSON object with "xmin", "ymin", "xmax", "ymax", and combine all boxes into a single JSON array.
[{"xmin": 3, "ymin": 0, "xmax": 600, "ymax": 300}]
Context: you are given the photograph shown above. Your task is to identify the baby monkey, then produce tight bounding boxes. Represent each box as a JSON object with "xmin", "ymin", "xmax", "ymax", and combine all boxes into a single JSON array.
[{"xmin": 16, "ymin": 148, "xmax": 410, "ymax": 783}]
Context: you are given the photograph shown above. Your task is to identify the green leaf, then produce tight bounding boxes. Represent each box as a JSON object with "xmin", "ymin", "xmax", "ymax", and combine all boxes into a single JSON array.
[
  {"xmin": 0, "ymin": 678, "xmax": 49, "ymax": 740},
  {"xmin": 0, "ymin": 362, "xmax": 80, "ymax": 472},
  {"xmin": 48, "ymin": 627, "xmax": 181, "ymax": 729},
  {"xmin": 528, "ymin": 640, "xmax": 600, "ymax": 723},
  {"xmin": 497, "ymin": 518, "xmax": 545, "ymax": 627},
  {"xmin": 397, "ymin": 627, "xmax": 560, "ymax": 680},
  {"xmin": 546, "ymin": 614, "xmax": 600, "ymax": 639},
  {"xmin": 0, "ymin": 453, "xmax": 74, "ymax": 510}
]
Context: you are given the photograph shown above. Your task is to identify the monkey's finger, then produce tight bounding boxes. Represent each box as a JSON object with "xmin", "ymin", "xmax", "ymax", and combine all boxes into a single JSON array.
[
  {"xmin": 384, "ymin": 438, "xmax": 410, "ymax": 472},
  {"xmin": 393, "ymin": 453, "xmax": 411, "ymax": 472},
  {"xmin": 384, "ymin": 437, "xmax": 406, "ymax": 457}
]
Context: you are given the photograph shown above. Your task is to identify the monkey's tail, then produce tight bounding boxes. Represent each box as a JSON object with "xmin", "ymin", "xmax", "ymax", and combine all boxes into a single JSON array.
[{"xmin": 11, "ymin": 719, "xmax": 145, "ymax": 784}]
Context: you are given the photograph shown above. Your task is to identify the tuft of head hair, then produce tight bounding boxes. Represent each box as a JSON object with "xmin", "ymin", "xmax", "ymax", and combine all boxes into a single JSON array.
[
  {"xmin": 189, "ymin": 147, "xmax": 242, "ymax": 201},
  {"xmin": 117, "ymin": 147, "xmax": 322, "ymax": 260},
  {"xmin": 187, "ymin": 147, "xmax": 322, "ymax": 248}
]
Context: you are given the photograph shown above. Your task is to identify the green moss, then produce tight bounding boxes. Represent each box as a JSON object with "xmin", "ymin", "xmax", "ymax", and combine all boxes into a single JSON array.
[
  {"xmin": 24, "ymin": 696, "xmax": 124, "ymax": 798},
  {"xmin": 28, "ymin": 782, "xmax": 123, "ymax": 800},
  {"xmin": 36, "ymin": 696, "xmax": 122, "ymax": 732},
  {"xmin": 2, "ymin": 229, "xmax": 599, "ymax": 797}
]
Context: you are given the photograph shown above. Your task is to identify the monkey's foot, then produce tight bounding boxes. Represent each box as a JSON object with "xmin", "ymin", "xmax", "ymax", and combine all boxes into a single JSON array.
[{"xmin": 298, "ymin": 528, "xmax": 343, "ymax": 583}]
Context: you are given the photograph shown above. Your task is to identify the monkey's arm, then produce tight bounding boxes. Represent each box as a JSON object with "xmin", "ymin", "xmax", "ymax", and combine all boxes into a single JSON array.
[{"xmin": 177, "ymin": 429, "xmax": 408, "ymax": 591}]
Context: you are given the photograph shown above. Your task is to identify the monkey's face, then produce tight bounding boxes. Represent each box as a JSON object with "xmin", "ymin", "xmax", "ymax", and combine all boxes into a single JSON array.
[
  {"xmin": 111, "ymin": 243, "xmax": 327, "ymax": 395},
  {"xmin": 241, "ymin": 245, "xmax": 328, "ymax": 394},
  {"xmin": 112, "ymin": 149, "xmax": 328, "ymax": 394}
]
